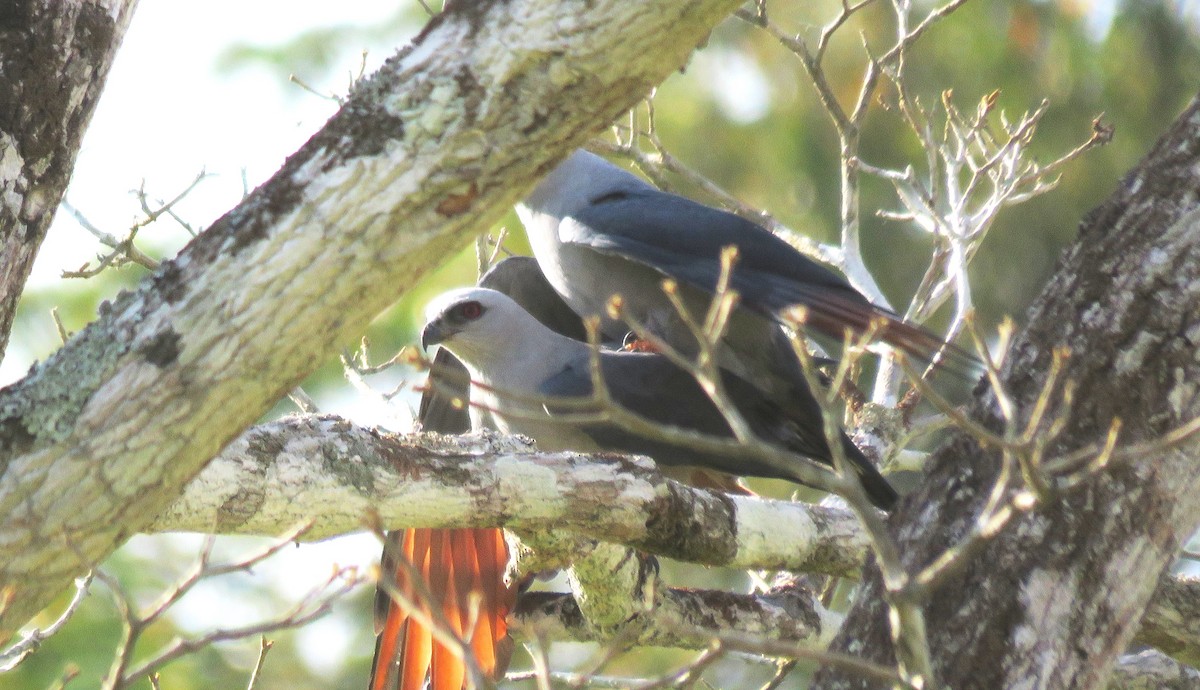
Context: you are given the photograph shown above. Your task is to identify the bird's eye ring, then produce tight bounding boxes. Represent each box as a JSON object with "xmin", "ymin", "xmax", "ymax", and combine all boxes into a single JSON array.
[{"xmin": 457, "ymin": 301, "xmax": 484, "ymax": 320}]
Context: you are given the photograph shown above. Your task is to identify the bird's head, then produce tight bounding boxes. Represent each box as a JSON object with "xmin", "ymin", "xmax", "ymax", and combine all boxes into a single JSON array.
[
  {"xmin": 421, "ymin": 287, "xmax": 531, "ymax": 366},
  {"xmin": 518, "ymin": 149, "xmax": 653, "ymax": 222}
]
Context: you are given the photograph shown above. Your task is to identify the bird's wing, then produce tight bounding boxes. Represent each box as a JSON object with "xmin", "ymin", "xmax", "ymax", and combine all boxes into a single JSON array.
[
  {"xmin": 539, "ymin": 350, "xmax": 896, "ymax": 509},
  {"xmin": 416, "ymin": 348, "xmax": 472, "ymax": 435},
  {"xmin": 538, "ymin": 353, "xmax": 751, "ymax": 478},
  {"xmin": 562, "ymin": 189, "xmax": 971, "ymax": 370},
  {"xmin": 562, "ymin": 189, "xmax": 865, "ymax": 314}
]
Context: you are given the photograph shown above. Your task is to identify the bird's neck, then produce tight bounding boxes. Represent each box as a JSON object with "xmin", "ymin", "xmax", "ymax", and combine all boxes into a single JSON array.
[
  {"xmin": 453, "ymin": 317, "xmax": 585, "ymax": 393},
  {"xmin": 515, "ymin": 205, "xmax": 556, "ymax": 254}
]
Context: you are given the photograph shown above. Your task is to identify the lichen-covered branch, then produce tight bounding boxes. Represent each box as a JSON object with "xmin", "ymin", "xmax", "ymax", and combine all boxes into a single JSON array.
[
  {"xmin": 565, "ymin": 541, "xmax": 660, "ymax": 638},
  {"xmin": 0, "ymin": 0, "xmax": 746, "ymax": 638},
  {"xmin": 150, "ymin": 414, "xmax": 1200, "ymax": 667},
  {"xmin": 1108, "ymin": 650, "xmax": 1200, "ymax": 690},
  {"xmin": 1136, "ymin": 572, "xmax": 1200, "ymax": 668},
  {"xmin": 513, "ymin": 578, "xmax": 840, "ymax": 651},
  {"xmin": 514, "ymin": 596, "xmax": 1200, "ymax": 689},
  {"xmin": 150, "ymin": 415, "xmax": 869, "ymax": 576},
  {"xmin": 154, "ymin": 415, "xmax": 862, "ymax": 662},
  {"xmin": 814, "ymin": 95, "xmax": 1200, "ymax": 689},
  {"xmin": 0, "ymin": 0, "xmax": 137, "ymax": 355}
]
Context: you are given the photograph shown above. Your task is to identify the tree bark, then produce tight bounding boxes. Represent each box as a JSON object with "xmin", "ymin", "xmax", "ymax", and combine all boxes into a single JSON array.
[
  {"xmin": 813, "ymin": 95, "xmax": 1200, "ymax": 689},
  {"xmin": 0, "ymin": 0, "xmax": 743, "ymax": 640},
  {"xmin": 1109, "ymin": 651, "xmax": 1200, "ymax": 689},
  {"xmin": 0, "ymin": 0, "xmax": 138, "ymax": 357},
  {"xmin": 148, "ymin": 415, "xmax": 870, "ymax": 576},
  {"xmin": 130, "ymin": 413, "xmax": 1200, "ymax": 666},
  {"xmin": 514, "ymin": 580, "xmax": 840, "ymax": 651},
  {"xmin": 1138, "ymin": 573, "xmax": 1200, "ymax": 667}
]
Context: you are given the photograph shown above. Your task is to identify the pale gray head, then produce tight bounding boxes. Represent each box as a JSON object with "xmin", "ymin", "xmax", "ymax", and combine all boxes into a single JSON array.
[
  {"xmin": 519, "ymin": 149, "xmax": 653, "ymax": 220},
  {"xmin": 421, "ymin": 287, "xmax": 563, "ymax": 373}
]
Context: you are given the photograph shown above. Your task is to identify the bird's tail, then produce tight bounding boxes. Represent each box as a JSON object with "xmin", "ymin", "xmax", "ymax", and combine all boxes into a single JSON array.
[
  {"xmin": 776, "ymin": 287, "xmax": 979, "ymax": 377},
  {"xmin": 370, "ymin": 527, "xmax": 514, "ymax": 690},
  {"xmin": 839, "ymin": 435, "xmax": 898, "ymax": 511}
]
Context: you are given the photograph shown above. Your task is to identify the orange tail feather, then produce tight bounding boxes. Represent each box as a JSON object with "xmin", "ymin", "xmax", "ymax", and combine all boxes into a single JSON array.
[{"xmin": 369, "ymin": 528, "xmax": 515, "ymax": 690}]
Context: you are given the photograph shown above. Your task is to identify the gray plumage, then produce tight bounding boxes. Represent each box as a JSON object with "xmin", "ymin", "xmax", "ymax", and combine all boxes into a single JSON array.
[
  {"xmin": 516, "ymin": 150, "xmax": 969, "ymax": 394},
  {"xmin": 417, "ymin": 257, "xmax": 587, "ymax": 434},
  {"xmin": 373, "ymin": 262, "xmax": 564, "ymax": 689},
  {"xmin": 421, "ymin": 287, "xmax": 896, "ymax": 510}
]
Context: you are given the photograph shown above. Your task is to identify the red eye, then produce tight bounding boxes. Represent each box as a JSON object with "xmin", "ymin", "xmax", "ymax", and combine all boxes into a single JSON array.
[{"xmin": 458, "ymin": 301, "xmax": 483, "ymax": 320}]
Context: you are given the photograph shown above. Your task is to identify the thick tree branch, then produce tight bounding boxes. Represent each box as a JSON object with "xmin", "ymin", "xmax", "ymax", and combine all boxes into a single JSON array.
[
  {"xmin": 815, "ymin": 95, "xmax": 1200, "ymax": 689},
  {"xmin": 0, "ymin": 0, "xmax": 137, "ymax": 355},
  {"xmin": 155, "ymin": 414, "xmax": 1200, "ymax": 665},
  {"xmin": 157, "ymin": 415, "xmax": 861, "ymax": 658},
  {"xmin": 150, "ymin": 415, "xmax": 870, "ymax": 576},
  {"xmin": 517, "ymin": 594, "xmax": 1200, "ymax": 690},
  {"xmin": 0, "ymin": 0, "xmax": 746, "ymax": 638}
]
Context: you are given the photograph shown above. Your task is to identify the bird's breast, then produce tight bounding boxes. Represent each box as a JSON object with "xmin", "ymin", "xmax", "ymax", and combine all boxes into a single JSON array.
[{"xmin": 468, "ymin": 368, "xmax": 601, "ymax": 454}]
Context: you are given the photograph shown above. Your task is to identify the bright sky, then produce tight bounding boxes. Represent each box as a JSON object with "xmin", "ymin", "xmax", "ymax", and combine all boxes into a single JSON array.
[{"xmin": 35, "ymin": 2, "xmax": 408, "ymax": 289}]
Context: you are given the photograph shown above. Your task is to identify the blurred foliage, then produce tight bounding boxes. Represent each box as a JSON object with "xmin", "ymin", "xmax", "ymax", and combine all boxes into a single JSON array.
[
  {"xmin": 655, "ymin": 0, "xmax": 1200, "ymax": 328},
  {"xmin": 213, "ymin": 6, "xmax": 425, "ymax": 96},
  {"xmin": 6, "ymin": 1, "xmax": 1200, "ymax": 689}
]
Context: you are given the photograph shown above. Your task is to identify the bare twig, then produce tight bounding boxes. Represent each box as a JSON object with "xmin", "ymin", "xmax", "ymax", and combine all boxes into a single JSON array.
[
  {"xmin": 705, "ymin": 628, "xmax": 913, "ymax": 688},
  {"xmin": 50, "ymin": 307, "xmax": 70, "ymax": 344},
  {"xmin": 476, "ymin": 228, "xmax": 511, "ymax": 276},
  {"xmin": 340, "ymin": 337, "xmax": 415, "ymax": 428},
  {"xmin": 93, "ymin": 523, "xmax": 367, "ymax": 690},
  {"xmin": 287, "ymin": 387, "xmax": 320, "ymax": 414},
  {"xmin": 245, "ymin": 637, "xmax": 273, "ymax": 690},
  {"xmin": 0, "ymin": 573, "xmax": 93, "ymax": 672},
  {"xmin": 289, "ymin": 73, "xmax": 345, "ymax": 105},
  {"xmin": 61, "ymin": 170, "xmax": 211, "ymax": 278}
]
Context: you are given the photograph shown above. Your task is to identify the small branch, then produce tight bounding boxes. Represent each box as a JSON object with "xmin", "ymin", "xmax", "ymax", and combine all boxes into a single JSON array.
[
  {"xmin": 1137, "ymin": 572, "xmax": 1200, "ymax": 668},
  {"xmin": 50, "ymin": 308, "xmax": 70, "ymax": 344},
  {"xmin": 340, "ymin": 338, "xmax": 415, "ymax": 429},
  {"xmin": 713, "ymin": 629, "xmax": 911, "ymax": 688},
  {"xmin": 1108, "ymin": 650, "xmax": 1200, "ymax": 689},
  {"xmin": 245, "ymin": 638, "xmax": 273, "ymax": 690},
  {"xmin": 60, "ymin": 170, "xmax": 211, "ymax": 278},
  {"xmin": 0, "ymin": 573, "xmax": 93, "ymax": 671},
  {"xmin": 286, "ymin": 387, "xmax": 319, "ymax": 414},
  {"xmin": 513, "ymin": 578, "xmax": 842, "ymax": 653},
  {"xmin": 131, "ymin": 170, "xmax": 211, "ymax": 234},
  {"xmin": 95, "ymin": 526, "xmax": 365, "ymax": 689}
]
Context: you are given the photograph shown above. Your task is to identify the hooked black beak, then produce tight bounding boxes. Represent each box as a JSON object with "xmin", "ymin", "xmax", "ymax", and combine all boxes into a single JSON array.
[{"xmin": 420, "ymin": 320, "xmax": 448, "ymax": 351}]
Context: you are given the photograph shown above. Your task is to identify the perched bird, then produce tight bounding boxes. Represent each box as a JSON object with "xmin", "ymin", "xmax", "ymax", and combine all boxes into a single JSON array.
[
  {"xmin": 415, "ymin": 257, "xmax": 589, "ymax": 435},
  {"xmin": 420, "ymin": 286, "xmax": 897, "ymax": 507},
  {"xmin": 516, "ymin": 149, "xmax": 968, "ymax": 396},
  {"xmin": 374, "ymin": 140, "xmax": 955, "ymax": 684},
  {"xmin": 368, "ymin": 258, "xmax": 585, "ymax": 690}
]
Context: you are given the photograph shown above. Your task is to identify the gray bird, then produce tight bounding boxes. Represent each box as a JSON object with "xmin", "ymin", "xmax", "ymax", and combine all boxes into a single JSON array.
[
  {"xmin": 370, "ymin": 256, "xmax": 580, "ymax": 690},
  {"xmin": 418, "ymin": 256, "xmax": 588, "ymax": 434},
  {"xmin": 420, "ymin": 286, "xmax": 898, "ymax": 509},
  {"xmin": 516, "ymin": 149, "xmax": 967, "ymax": 396}
]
